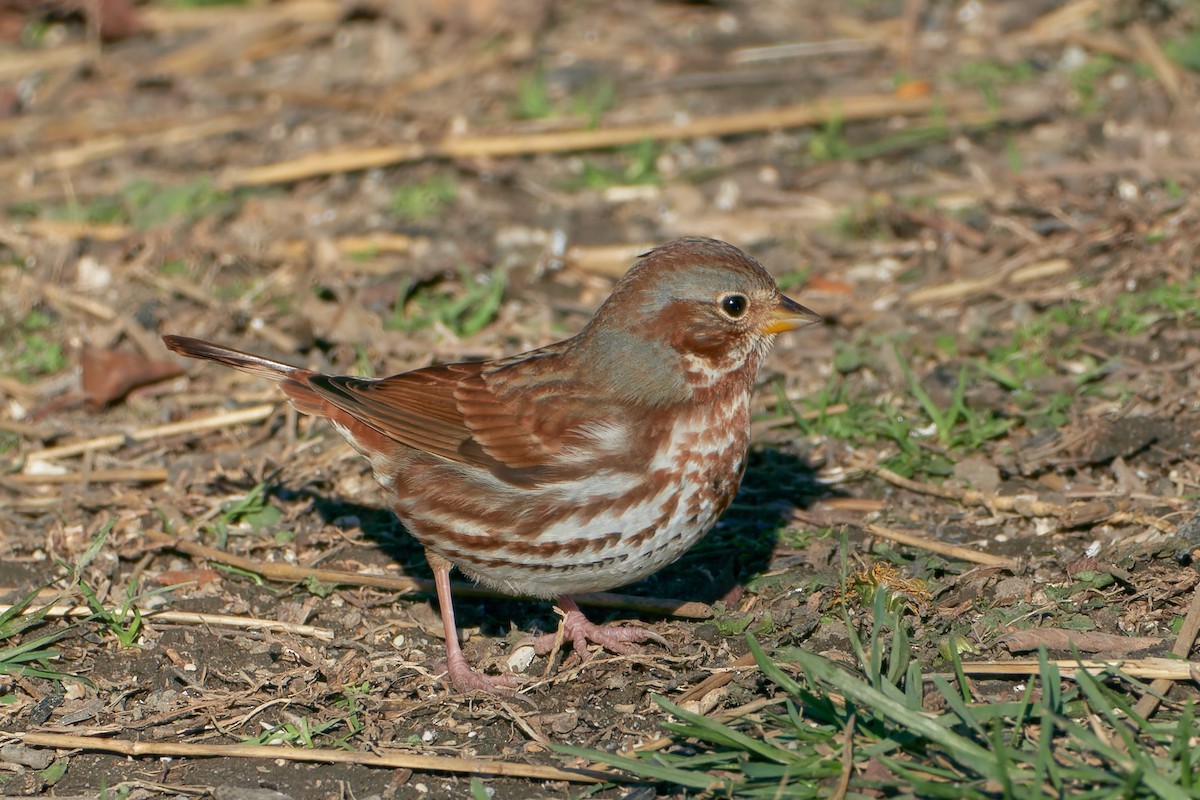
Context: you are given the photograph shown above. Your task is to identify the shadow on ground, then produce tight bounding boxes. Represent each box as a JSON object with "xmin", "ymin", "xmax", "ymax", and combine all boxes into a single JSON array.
[{"xmin": 276, "ymin": 445, "xmax": 825, "ymax": 639}]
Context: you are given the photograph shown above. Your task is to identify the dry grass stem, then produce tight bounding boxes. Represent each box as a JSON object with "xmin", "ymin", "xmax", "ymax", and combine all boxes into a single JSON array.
[
  {"xmin": 961, "ymin": 657, "xmax": 1199, "ymax": 681},
  {"xmin": 11, "ymin": 732, "xmax": 614, "ymax": 783},
  {"xmin": 26, "ymin": 404, "xmax": 276, "ymax": 461},
  {"xmin": 219, "ymin": 93, "xmax": 948, "ymax": 188},
  {"xmin": 0, "ymin": 604, "xmax": 334, "ymax": 641},
  {"xmin": 861, "ymin": 523, "xmax": 1019, "ymax": 569},
  {"xmin": 1133, "ymin": 583, "xmax": 1200, "ymax": 719},
  {"xmin": 856, "ymin": 460, "xmax": 1175, "ymax": 534},
  {"xmin": 7, "ymin": 468, "xmax": 168, "ymax": 484}
]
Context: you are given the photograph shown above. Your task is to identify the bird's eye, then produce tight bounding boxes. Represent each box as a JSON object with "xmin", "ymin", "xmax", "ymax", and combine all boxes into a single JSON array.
[{"xmin": 720, "ymin": 294, "xmax": 748, "ymax": 319}]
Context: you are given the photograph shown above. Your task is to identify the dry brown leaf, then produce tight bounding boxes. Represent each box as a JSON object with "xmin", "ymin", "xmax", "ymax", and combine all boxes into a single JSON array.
[{"xmin": 81, "ymin": 346, "xmax": 183, "ymax": 411}]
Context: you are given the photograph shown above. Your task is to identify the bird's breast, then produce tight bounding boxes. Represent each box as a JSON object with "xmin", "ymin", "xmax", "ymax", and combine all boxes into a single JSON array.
[{"xmin": 394, "ymin": 394, "xmax": 752, "ymax": 597}]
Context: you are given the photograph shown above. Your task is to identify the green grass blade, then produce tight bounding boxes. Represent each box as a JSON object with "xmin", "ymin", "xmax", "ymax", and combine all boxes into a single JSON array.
[
  {"xmin": 654, "ymin": 695, "xmax": 800, "ymax": 765},
  {"xmin": 930, "ymin": 674, "xmax": 985, "ymax": 736},
  {"xmin": 774, "ymin": 642, "xmax": 1005, "ymax": 782},
  {"xmin": 747, "ymin": 634, "xmax": 806, "ymax": 698},
  {"xmin": 551, "ymin": 744, "xmax": 717, "ymax": 790},
  {"xmin": 75, "ymin": 517, "xmax": 115, "ymax": 572}
]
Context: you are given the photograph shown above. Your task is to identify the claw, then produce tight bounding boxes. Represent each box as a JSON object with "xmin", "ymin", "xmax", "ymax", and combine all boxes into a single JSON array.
[
  {"xmin": 438, "ymin": 652, "xmax": 525, "ymax": 694},
  {"xmin": 527, "ymin": 596, "xmax": 668, "ymax": 657}
]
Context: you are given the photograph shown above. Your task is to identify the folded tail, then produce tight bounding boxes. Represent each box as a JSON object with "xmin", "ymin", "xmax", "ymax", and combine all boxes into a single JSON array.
[{"xmin": 162, "ymin": 335, "xmax": 327, "ymax": 417}]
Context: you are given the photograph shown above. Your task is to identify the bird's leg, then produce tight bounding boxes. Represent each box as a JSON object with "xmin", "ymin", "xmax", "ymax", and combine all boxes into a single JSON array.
[
  {"xmin": 531, "ymin": 595, "xmax": 668, "ymax": 657},
  {"xmin": 425, "ymin": 550, "xmax": 521, "ymax": 693}
]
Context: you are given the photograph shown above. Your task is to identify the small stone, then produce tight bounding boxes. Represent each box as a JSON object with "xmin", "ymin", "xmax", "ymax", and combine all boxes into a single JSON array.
[
  {"xmin": 0, "ymin": 744, "xmax": 53, "ymax": 770},
  {"xmin": 550, "ymin": 712, "xmax": 579, "ymax": 734},
  {"xmin": 506, "ymin": 645, "xmax": 536, "ymax": 673},
  {"xmin": 952, "ymin": 456, "xmax": 1001, "ymax": 494}
]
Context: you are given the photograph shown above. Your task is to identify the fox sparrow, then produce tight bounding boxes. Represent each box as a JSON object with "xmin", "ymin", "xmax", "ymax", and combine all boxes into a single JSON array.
[{"xmin": 163, "ymin": 237, "xmax": 820, "ymax": 693}]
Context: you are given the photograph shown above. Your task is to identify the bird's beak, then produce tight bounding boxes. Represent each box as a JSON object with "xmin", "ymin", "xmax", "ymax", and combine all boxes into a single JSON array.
[{"xmin": 762, "ymin": 294, "xmax": 822, "ymax": 334}]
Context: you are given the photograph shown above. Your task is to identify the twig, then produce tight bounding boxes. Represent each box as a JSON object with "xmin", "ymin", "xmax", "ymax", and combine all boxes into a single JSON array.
[
  {"xmin": 8, "ymin": 468, "xmax": 169, "ymax": 485},
  {"xmin": 12, "ymin": 219, "xmax": 133, "ymax": 242},
  {"xmin": 218, "ymin": 92, "xmax": 948, "ymax": 188},
  {"xmin": 997, "ymin": 628, "xmax": 1165, "ymax": 655},
  {"xmin": 10, "ymin": 732, "xmax": 615, "ymax": 783},
  {"xmin": 146, "ymin": 531, "xmax": 713, "ymax": 619},
  {"xmin": 861, "ymin": 523, "xmax": 1018, "ymax": 569},
  {"xmin": 40, "ymin": 284, "xmax": 118, "ymax": 322},
  {"xmin": 25, "ymin": 404, "xmax": 276, "ymax": 461},
  {"xmin": 830, "ymin": 711, "xmax": 855, "ymax": 800},
  {"xmin": 0, "ymin": 604, "xmax": 333, "ymax": 641},
  {"xmin": 1133, "ymin": 581, "xmax": 1200, "ymax": 719},
  {"xmin": 2, "ymin": 115, "xmax": 252, "ymax": 178},
  {"xmin": 1066, "ymin": 31, "xmax": 1139, "ymax": 61},
  {"xmin": 0, "ymin": 376, "xmax": 41, "ymax": 406},
  {"xmin": 565, "ymin": 243, "xmax": 657, "ymax": 277},
  {"xmin": 960, "ymin": 656, "xmax": 1198, "ymax": 681},
  {"xmin": 751, "ymin": 403, "xmax": 852, "ymax": 436},
  {"xmin": 731, "ymin": 39, "xmax": 880, "ymax": 63},
  {"xmin": 1129, "ymin": 23, "xmax": 1184, "ymax": 105},
  {"xmin": 905, "ymin": 255, "xmax": 1072, "ymax": 304},
  {"xmin": 0, "ymin": 44, "xmax": 92, "ymax": 81},
  {"xmin": 268, "ymin": 233, "xmax": 423, "ymax": 265},
  {"xmin": 675, "ymin": 652, "xmax": 759, "ymax": 704},
  {"xmin": 1020, "ymin": 0, "xmax": 1104, "ymax": 44},
  {"xmin": 0, "ymin": 419, "xmax": 49, "ymax": 438},
  {"xmin": 499, "ymin": 701, "xmax": 552, "ymax": 750},
  {"xmin": 855, "ymin": 459, "xmax": 1175, "ymax": 534},
  {"xmin": 0, "ymin": 497, "xmax": 61, "ymax": 511},
  {"xmin": 138, "ymin": 0, "xmax": 341, "ymax": 34}
]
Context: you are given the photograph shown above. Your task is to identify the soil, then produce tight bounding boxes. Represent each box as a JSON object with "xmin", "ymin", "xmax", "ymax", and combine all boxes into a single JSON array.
[{"xmin": 1, "ymin": 0, "xmax": 1199, "ymax": 798}]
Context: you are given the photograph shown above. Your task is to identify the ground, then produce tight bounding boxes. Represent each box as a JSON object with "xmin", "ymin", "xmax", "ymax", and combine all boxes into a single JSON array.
[{"xmin": 1, "ymin": 0, "xmax": 1199, "ymax": 798}]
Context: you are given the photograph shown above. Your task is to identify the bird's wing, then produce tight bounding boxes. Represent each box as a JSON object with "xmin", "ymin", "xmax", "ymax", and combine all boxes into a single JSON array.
[
  {"xmin": 306, "ymin": 356, "xmax": 640, "ymax": 485},
  {"xmin": 307, "ymin": 362, "xmax": 480, "ymax": 466}
]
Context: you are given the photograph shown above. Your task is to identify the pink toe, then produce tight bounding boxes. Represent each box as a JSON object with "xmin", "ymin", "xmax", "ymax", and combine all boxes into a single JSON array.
[
  {"xmin": 444, "ymin": 654, "xmax": 522, "ymax": 694},
  {"xmin": 531, "ymin": 609, "xmax": 668, "ymax": 657}
]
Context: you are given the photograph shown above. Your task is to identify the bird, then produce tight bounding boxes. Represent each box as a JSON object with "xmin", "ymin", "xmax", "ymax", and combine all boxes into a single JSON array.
[{"xmin": 163, "ymin": 237, "xmax": 821, "ymax": 693}]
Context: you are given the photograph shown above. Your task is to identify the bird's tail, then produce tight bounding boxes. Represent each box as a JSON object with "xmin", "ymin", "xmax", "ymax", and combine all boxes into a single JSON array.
[{"xmin": 162, "ymin": 335, "xmax": 327, "ymax": 416}]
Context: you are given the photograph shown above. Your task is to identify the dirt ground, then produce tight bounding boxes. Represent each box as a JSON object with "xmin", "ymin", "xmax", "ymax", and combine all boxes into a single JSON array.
[{"xmin": 1, "ymin": 0, "xmax": 1199, "ymax": 798}]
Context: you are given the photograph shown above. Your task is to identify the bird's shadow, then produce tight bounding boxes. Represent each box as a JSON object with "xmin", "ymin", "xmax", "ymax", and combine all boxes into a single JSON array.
[{"xmin": 298, "ymin": 446, "xmax": 823, "ymax": 639}]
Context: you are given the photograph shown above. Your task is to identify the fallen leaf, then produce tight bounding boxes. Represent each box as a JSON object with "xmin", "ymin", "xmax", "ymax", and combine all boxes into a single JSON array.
[{"xmin": 81, "ymin": 346, "xmax": 183, "ymax": 410}]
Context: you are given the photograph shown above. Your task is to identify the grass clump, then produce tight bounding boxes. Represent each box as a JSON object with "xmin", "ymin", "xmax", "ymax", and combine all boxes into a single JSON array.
[
  {"xmin": 512, "ymin": 64, "xmax": 617, "ymax": 126},
  {"xmin": 390, "ymin": 174, "xmax": 458, "ymax": 221},
  {"xmin": 5, "ymin": 309, "xmax": 68, "ymax": 382},
  {"xmin": 0, "ymin": 519, "xmax": 138, "ymax": 684},
  {"xmin": 561, "ymin": 592, "xmax": 1200, "ymax": 798},
  {"xmin": 34, "ymin": 178, "xmax": 241, "ymax": 230},
  {"xmin": 240, "ymin": 681, "xmax": 371, "ymax": 749},
  {"xmin": 384, "ymin": 266, "xmax": 505, "ymax": 338},
  {"xmin": 571, "ymin": 139, "xmax": 663, "ymax": 191}
]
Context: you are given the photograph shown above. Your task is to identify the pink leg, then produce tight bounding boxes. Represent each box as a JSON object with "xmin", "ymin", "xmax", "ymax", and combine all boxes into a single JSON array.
[
  {"xmin": 426, "ymin": 551, "xmax": 521, "ymax": 694},
  {"xmin": 531, "ymin": 595, "xmax": 668, "ymax": 657}
]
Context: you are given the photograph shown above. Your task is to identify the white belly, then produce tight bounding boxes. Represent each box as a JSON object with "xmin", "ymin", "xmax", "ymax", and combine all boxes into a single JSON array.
[{"xmin": 424, "ymin": 404, "xmax": 749, "ymax": 598}]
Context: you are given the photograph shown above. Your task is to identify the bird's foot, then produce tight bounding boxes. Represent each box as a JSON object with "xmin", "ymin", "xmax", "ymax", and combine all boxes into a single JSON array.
[
  {"xmin": 438, "ymin": 651, "xmax": 524, "ymax": 695},
  {"xmin": 530, "ymin": 606, "xmax": 668, "ymax": 657}
]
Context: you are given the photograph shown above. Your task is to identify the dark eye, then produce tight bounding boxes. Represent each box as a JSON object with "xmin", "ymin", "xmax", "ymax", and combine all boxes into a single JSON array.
[{"xmin": 720, "ymin": 294, "xmax": 748, "ymax": 319}]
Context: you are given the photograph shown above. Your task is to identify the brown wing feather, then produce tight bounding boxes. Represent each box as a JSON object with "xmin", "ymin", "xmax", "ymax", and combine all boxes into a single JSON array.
[
  {"xmin": 308, "ymin": 364, "xmax": 481, "ymax": 466},
  {"xmin": 453, "ymin": 375, "xmax": 560, "ymax": 469},
  {"xmin": 307, "ymin": 351, "xmax": 634, "ymax": 484},
  {"xmin": 166, "ymin": 334, "xmax": 641, "ymax": 486}
]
